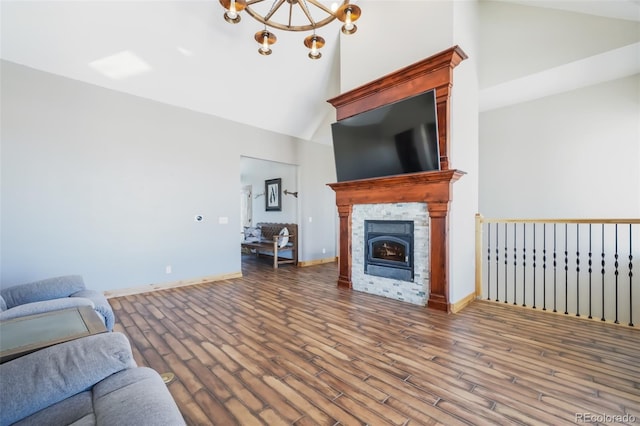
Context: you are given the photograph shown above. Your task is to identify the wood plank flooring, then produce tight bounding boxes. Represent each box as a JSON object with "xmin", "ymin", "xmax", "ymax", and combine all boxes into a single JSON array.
[{"xmin": 110, "ymin": 256, "xmax": 640, "ymax": 425}]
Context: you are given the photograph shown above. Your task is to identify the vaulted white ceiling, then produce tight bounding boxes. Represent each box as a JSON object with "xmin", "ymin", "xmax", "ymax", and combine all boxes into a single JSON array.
[
  {"xmin": 1, "ymin": 0, "xmax": 345, "ymax": 143},
  {"xmin": 2, "ymin": 0, "xmax": 639, "ymax": 144}
]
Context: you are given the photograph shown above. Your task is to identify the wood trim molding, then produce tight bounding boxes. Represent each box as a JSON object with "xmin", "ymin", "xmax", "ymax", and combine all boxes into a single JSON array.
[
  {"xmin": 327, "ymin": 46, "xmax": 467, "ymax": 312},
  {"xmin": 298, "ymin": 257, "xmax": 338, "ymax": 267},
  {"xmin": 450, "ymin": 292, "xmax": 477, "ymax": 313},
  {"xmin": 103, "ymin": 271, "xmax": 243, "ymax": 298}
]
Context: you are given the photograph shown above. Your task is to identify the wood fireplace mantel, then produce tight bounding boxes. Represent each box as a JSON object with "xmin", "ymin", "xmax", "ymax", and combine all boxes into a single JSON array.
[{"xmin": 327, "ymin": 46, "xmax": 467, "ymax": 312}]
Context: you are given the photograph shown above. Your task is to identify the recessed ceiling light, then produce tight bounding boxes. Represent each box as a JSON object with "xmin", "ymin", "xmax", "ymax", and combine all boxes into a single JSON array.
[{"xmin": 89, "ymin": 50, "xmax": 152, "ymax": 80}]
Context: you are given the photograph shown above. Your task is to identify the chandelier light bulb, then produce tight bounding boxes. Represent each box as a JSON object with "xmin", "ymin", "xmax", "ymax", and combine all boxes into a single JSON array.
[
  {"xmin": 337, "ymin": 4, "xmax": 360, "ymax": 35},
  {"xmin": 220, "ymin": 0, "xmax": 245, "ymax": 23},
  {"xmin": 309, "ymin": 39, "xmax": 321, "ymax": 59},
  {"xmin": 255, "ymin": 30, "xmax": 276, "ymax": 55},
  {"xmin": 304, "ymin": 34, "xmax": 324, "ymax": 60}
]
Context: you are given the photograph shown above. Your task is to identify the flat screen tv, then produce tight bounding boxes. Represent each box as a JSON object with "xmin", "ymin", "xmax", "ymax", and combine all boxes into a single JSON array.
[{"xmin": 331, "ymin": 89, "xmax": 440, "ymax": 182}]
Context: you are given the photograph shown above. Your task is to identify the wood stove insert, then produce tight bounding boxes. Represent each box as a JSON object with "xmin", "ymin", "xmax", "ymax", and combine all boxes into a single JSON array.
[{"xmin": 365, "ymin": 220, "xmax": 414, "ymax": 282}]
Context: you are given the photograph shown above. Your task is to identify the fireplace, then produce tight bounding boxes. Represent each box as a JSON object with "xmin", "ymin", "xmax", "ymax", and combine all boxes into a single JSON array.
[
  {"xmin": 327, "ymin": 46, "xmax": 468, "ymax": 311},
  {"xmin": 365, "ymin": 220, "xmax": 414, "ymax": 281}
]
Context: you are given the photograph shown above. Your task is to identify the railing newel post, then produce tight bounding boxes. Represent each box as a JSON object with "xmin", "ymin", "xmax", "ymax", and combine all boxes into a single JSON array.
[{"xmin": 475, "ymin": 213, "xmax": 484, "ymax": 300}]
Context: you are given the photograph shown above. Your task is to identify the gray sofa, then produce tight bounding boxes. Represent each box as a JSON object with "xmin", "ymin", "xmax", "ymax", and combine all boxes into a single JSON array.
[
  {"xmin": 0, "ymin": 275, "xmax": 115, "ymax": 331},
  {"xmin": 0, "ymin": 332, "xmax": 185, "ymax": 426}
]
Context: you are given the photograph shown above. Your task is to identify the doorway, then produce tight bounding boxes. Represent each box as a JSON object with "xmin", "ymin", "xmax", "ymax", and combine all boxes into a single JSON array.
[{"xmin": 240, "ymin": 156, "xmax": 299, "ymax": 267}]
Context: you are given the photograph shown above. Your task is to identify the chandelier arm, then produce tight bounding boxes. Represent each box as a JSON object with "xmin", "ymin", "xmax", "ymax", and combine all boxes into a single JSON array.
[
  {"xmin": 296, "ymin": 0, "xmax": 316, "ymax": 27},
  {"xmin": 243, "ymin": 0, "xmax": 343, "ymax": 31},
  {"xmin": 263, "ymin": 0, "xmax": 286, "ymax": 22},
  {"xmin": 288, "ymin": 1, "xmax": 294, "ymax": 27},
  {"xmin": 305, "ymin": 0, "xmax": 343, "ymax": 16}
]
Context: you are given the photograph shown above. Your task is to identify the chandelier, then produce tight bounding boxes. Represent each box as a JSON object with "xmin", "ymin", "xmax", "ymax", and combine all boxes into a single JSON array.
[{"xmin": 218, "ymin": 0, "xmax": 361, "ymax": 59}]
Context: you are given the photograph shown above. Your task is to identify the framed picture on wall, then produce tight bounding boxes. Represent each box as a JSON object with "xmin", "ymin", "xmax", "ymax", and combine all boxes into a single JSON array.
[{"xmin": 265, "ymin": 178, "xmax": 281, "ymax": 211}]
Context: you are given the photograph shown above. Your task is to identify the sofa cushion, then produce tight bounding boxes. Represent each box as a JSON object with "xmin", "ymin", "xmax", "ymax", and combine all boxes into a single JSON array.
[
  {"xmin": 0, "ymin": 332, "xmax": 135, "ymax": 426},
  {"xmin": 1, "ymin": 275, "xmax": 86, "ymax": 309},
  {"xmin": 13, "ymin": 391, "xmax": 94, "ymax": 426},
  {"xmin": 0, "ymin": 295, "xmax": 6, "ymax": 312},
  {"xmin": 92, "ymin": 367, "xmax": 185, "ymax": 425}
]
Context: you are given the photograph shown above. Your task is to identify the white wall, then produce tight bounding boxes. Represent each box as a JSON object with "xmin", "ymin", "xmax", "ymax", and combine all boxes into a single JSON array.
[
  {"xmin": 449, "ymin": 0, "xmax": 480, "ymax": 303},
  {"xmin": 297, "ymin": 140, "xmax": 339, "ymax": 261},
  {"xmin": 240, "ymin": 157, "xmax": 298, "ymax": 225},
  {"xmin": 339, "ymin": 1, "xmax": 454, "ymax": 93},
  {"xmin": 480, "ymin": 74, "xmax": 640, "ymax": 218},
  {"xmin": 1, "ymin": 60, "xmax": 336, "ymax": 291}
]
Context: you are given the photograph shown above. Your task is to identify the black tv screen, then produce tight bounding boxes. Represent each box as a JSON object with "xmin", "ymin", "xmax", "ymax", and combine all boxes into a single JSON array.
[{"xmin": 331, "ymin": 89, "xmax": 440, "ymax": 182}]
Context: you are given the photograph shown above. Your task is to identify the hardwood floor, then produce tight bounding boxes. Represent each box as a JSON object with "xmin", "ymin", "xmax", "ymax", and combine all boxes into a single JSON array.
[{"xmin": 110, "ymin": 256, "xmax": 640, "ymax": 425}]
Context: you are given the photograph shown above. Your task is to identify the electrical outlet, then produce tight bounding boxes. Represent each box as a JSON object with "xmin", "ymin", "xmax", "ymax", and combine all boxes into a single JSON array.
[
  {"xmin": 165, "ymin": 265, "xmax": 172, "ymax": 274},
  {"xmin": 322, "ymin": 248, "xmax": 326, "ymax": 254}
]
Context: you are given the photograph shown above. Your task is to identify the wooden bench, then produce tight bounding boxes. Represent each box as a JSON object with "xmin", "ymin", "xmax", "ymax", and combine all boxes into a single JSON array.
[{"xmin": 241, "ymin": 223, "xmax": 298, "ymax": 269}]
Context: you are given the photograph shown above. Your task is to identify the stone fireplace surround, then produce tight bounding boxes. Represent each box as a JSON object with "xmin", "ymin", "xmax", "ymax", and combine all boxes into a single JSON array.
[
  {"xmin": 328, "ymin": 46, "xmax": 467, "ymax": 312},
  {"xmin": 353, "ymin": 203, "xmax": 429, "ymax": 306}
]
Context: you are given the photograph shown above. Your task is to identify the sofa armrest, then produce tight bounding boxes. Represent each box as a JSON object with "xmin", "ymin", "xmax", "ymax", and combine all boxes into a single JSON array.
[
  {"xmin": 71, "ymin": 289, "xmax": 115, "ymax": 332},
  {"xmin": 0, "ymin": 275, "xmax": 86, "ymax": 309},
  {"xmin": 0, "ymin": 297, "xmax": 94, "ymax": 322},
  {"xmin": 0, "ymin": 332, "xmax": 136, "ymax": 426}
]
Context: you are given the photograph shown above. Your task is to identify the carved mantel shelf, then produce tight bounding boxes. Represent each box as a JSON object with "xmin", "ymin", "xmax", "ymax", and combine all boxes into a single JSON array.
[
  {"xmin": 328, "ymin": 170, "xmax": 465, "ymax": 311},
  {"xmin": 327, "ymin": 45, "xmax": 467, "ymax": 312}
]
